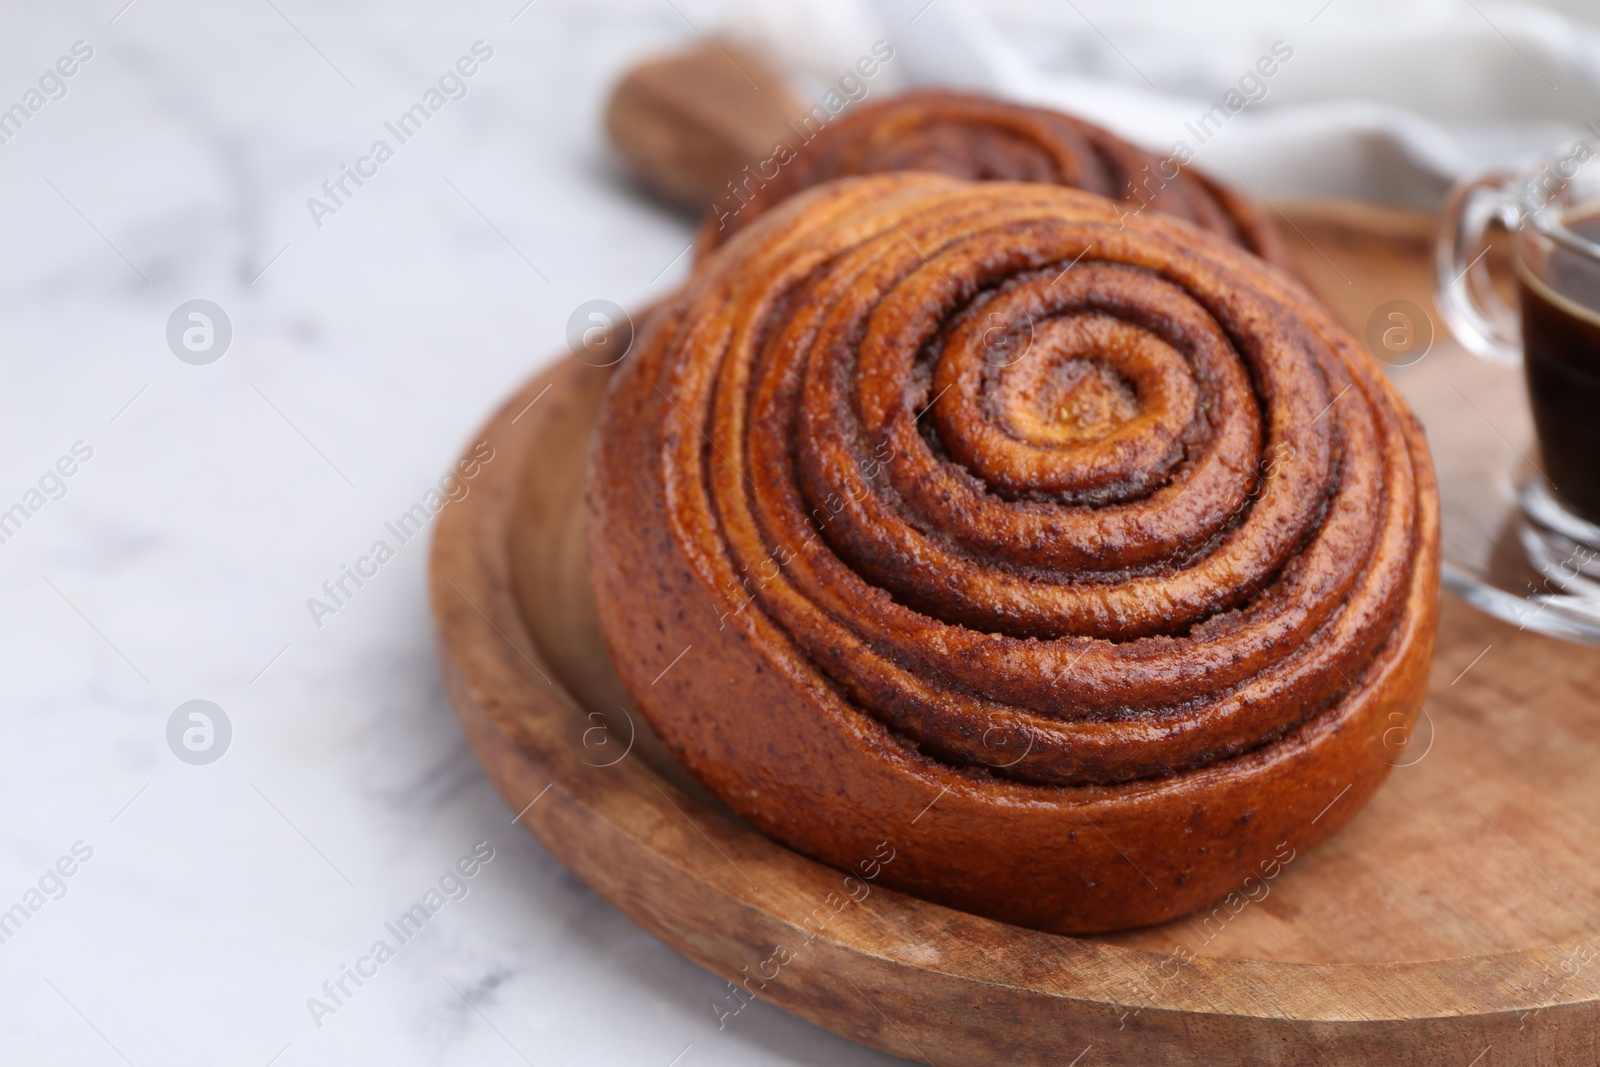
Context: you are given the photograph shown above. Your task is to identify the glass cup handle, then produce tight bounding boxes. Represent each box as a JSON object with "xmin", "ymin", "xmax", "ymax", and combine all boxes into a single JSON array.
[{"xmin": 1435, "ymin": 172, "xmax": 1522, "ymax": 365}]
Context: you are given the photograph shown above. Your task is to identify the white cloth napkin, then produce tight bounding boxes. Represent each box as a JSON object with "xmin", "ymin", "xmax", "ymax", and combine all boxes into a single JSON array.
[{"xmin": 718, "ymin": 0, "xmax": 1600, "ymax": 205}]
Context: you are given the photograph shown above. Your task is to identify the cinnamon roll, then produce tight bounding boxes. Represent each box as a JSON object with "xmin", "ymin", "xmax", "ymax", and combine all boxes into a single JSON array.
[
  {"xmin": 697, "ymin": 89, "xmax": 1295, "ymax": 276},
  {"xmin": 588, "ymin": 173, "xmax": 1438, "ymax": 933}
]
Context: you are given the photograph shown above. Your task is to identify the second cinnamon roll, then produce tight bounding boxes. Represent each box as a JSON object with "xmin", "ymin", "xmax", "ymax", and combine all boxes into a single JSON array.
[{"xmin": 697, "ymin": 89, "xmax": 1295, "ymax": 276}]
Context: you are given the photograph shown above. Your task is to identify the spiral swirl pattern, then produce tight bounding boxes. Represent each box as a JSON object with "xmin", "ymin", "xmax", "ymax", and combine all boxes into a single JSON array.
[
  {"xmin": 589, "ymin": 173, "xmax": 1438, "ymax": 931},
  {"xmin": 698, "ymin": 89, "xmax": 1294, "ymax": 275},
  {"xmin": 678, "ymin": 175, "xmax": 1413, "ymax": 786}
]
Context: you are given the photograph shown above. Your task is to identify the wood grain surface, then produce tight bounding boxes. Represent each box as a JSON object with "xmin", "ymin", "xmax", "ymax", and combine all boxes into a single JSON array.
[{"xmin": 430, "ymin": 205, "xmax": 1600, "ymax": 1064}]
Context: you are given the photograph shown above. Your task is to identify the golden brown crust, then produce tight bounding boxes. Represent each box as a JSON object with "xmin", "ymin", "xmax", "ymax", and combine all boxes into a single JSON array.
[
  {"xmin": 588, "ymin": 173, "xmax": 1439, "ymax": 933},
  {"xmin": 696, "ymin": 89, "xmax": 1298, "ymax": 276}
]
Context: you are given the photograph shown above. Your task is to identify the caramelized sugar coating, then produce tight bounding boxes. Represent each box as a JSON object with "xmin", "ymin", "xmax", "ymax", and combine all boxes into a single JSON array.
[{"xmin": 589, "ymin": 174, "xmax": 1438, "ymax": 933}]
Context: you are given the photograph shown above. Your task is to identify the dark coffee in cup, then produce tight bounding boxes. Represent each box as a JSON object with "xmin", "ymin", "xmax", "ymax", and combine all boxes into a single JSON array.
[{"xmin": 1517, "ymin": 210, "xmax": 1600, "ymax": 526}]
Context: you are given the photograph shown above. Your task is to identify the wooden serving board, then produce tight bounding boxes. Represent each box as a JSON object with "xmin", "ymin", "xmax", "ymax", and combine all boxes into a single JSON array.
[{"xmin": 431, "ymin": 204, "xmax": 1600, "ymax": 1065}]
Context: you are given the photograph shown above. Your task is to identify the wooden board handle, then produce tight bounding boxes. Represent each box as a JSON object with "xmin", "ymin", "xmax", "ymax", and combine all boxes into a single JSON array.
[{"xmin": 605, "ymin": 41, "xmax": 802, "ymax": 211}]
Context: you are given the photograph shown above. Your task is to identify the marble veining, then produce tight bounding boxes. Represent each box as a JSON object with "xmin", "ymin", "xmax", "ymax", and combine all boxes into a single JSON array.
[{"xmin": 0, "ymin": 3, "xmax": 896, "ymax": 1063}]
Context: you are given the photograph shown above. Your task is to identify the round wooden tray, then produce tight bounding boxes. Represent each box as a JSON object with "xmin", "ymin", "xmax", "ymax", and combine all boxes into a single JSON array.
[{"xmin": 431, "ymin": 204, "xmax": 1600, "ymax": 1065}]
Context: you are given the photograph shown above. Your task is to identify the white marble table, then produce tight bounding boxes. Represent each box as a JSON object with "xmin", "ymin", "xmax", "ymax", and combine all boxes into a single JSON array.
[{"xmin": 0, "ymin": 3, "xmax": 901, "ymax": 1063}]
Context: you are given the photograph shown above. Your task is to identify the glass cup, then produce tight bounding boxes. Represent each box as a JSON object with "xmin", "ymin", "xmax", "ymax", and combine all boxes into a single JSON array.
[{"xmin": 1437, "ymin": 140, "xmax": 1600, "ymax": 627}]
